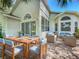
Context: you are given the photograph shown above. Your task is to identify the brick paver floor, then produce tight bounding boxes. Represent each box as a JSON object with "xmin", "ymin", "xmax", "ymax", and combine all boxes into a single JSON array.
[
  {"xmin": 46, "ymin": 39, "xmax": 79, "ymax": 59},
  {"xmin": 0, "ymin": 39, "xmax": 79, "ymax": 59}
]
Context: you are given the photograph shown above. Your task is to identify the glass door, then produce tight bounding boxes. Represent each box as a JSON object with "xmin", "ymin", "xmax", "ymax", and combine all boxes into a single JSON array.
[
  {"xmin": 55, "ymin": 23, "xmax": 58, "ymax": 32},
  {"xmin": 25, "ymin": 22, "xmax": 30, "ymax": 35},
  {"xmin": 21, "ymin": 21, "xmax": 36, "ymax": 36},
  {"xmin": 31, "ymin": 21, "xmax": 36, "ymax": 35}
]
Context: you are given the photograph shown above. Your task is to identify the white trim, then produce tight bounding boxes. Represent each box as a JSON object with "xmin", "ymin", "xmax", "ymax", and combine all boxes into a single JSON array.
[
  {"xmin": 0, "ymin": 11, "xmax": 21, "ymax": 21},
  {"xmin": 21, "ymin": 21, "xmax": 36, "ymax": 36},
  {"xmin": 3, "ymin": 14, "xmax": 20, "ymax": 21}
]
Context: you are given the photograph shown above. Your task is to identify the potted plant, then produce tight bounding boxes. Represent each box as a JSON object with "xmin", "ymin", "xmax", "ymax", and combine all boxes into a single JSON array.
[
  {"xmin": 18, "ymin": 31, "xmax": 24, "ymax": 37},
  {"xmin": 0, "ymin": 33, "xmax": 3, "ymax": 38},
  {"xmin": 74, "ymin": 28, "xmax": 79, "ymax": 38}
]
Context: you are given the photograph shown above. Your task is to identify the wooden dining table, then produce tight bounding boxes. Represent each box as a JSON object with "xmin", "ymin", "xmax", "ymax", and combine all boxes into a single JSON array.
[{"xmin": 5, "ymin": 36, "xmax": 40, "ymax": 59}]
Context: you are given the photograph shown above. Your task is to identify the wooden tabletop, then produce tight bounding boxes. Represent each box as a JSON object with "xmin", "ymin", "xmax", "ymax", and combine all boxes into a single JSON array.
[{"xmin": 5, "ymin": 36, "xmax": 39, "ymax": 44}]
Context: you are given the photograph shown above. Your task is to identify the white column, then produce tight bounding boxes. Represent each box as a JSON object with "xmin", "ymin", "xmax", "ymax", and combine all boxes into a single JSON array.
[
  {"xmin": 58, "ymin": 18, "xmax": 61, "ymax": 35},
  {"xmin": 38, "ymin": 11, "xmax": 42, "ymax": 36}
]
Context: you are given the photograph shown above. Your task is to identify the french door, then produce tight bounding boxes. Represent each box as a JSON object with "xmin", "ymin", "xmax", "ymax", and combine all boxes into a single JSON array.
[{"xmin": 21, "ymin": 21, "xmax": 36, "ymax": 36}]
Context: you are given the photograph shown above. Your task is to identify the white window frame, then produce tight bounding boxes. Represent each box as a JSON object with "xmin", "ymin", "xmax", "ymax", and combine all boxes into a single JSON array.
[
  {"xmin": 60, "ymin": 20, "xmax": 71, "ymax": 32},
  {"xmin": 21, "ymin": 21, "xmax": 36, "ymax": 36},
  {"xmin": 41, "ymin": 16, "xmax": 49, "ymax": 32}
]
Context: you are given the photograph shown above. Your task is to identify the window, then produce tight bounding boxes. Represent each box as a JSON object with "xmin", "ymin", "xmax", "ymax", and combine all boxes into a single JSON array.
[
  {"xmin": 21, "ymin": 21, "xmax": 36, "ymax": 36},
  {"xmin": 24, "ymin": 13, "xmax": 31, "ymax": 20},
  {"xmin": 61, "ymin": 16, "xmax": 71, "ymax": 21},
  {"xmin": 61, "ymin": 22, "xmax": 71, "ymax": 31},
  {"xmin": 61, "ymin": 16, "xmax": 71, "ymax": 31},
  {"xmin": 75, "ymin": 22, "xmax": 78, "ymax": 32},
  {"xmin": 55, "ymin": 23, "xmax": 58, "ymax": 31},
  {"xmin": 41, "ymin": 16, "xmax": 49, "ymax": 31},
  {"xmin": 25, "ymin": 22, "xmax": 30, "ymax": 34},
  {"xmin": 21, "ymin": 23, "xmax": 25, "ymax": 35},
  {"xmin": 31, "ymin": 21, "xmax": 36, "ymax": 35}
]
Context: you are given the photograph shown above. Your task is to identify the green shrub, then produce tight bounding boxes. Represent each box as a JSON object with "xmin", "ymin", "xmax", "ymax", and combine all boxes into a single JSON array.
[
  {"xmin": 0, "ymin": 33, "xmax": 3, "ymax": 38},
  {"xmin": 18, "ymin": 31, "xmax": 23, "ymax": 34},
  {"xmin": 76, "ymin": 28, "xmax": 79, "ymax": 33},
  {"xmin": 74, "ymin": 28, "xmax": 79, "ymax": 38}
]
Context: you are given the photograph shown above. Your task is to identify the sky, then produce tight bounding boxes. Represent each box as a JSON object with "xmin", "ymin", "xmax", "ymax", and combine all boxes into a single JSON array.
[{"xmin": 48, "ymin": 0, "xmax": 79, "ymax": 12}]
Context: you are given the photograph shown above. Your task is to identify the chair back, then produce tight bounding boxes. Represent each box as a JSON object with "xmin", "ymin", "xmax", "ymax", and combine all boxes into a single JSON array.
[
  {"xmin": 40, "ymin": 32, "xmax": 47, "ymax": 45},
  {"xmin": 0, "ymin": 38, "xmax": 5, "ymax": 44},
  {"xmin": 24, "ymin": 34, "xmax": 31, "ymax": 37},
  {"xmin": 4, "ymin": 39, "xmax": 14, "ymax": 47}
]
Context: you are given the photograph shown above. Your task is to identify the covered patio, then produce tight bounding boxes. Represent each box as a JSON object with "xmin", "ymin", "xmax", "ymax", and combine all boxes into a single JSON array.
[{"xmin": 0, "ymin": 36, "xmax": 79, "ymax": 59}]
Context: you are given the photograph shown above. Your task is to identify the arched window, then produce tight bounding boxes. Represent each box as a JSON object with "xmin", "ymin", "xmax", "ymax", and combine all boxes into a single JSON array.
[
  {"xmin": 61, "ymin": 16, "xmax": 71, "ymax": 21},
  {"xmin": 24, "ymin": 13, "xmax": 31, "ymax": 20}
]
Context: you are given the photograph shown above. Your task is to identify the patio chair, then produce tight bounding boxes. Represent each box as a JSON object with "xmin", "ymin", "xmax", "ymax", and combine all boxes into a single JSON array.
[
  {"xmin": 0, "ymin": 38, "xmax": 5, "ymax": 59},
  {"xmin": 46, "ymin": 32, "xmax": 54, "ymax": 43},
  {"xmin": 4, "ymin": 39, "xmax": 24, "ymax": 59},
  {"xmin": 63, "ymin": 36, "xmax": 76, "ymax": 47},
  {"xmin": 29, "ymin": 32, "xmax": 47, "ymax": 59}
]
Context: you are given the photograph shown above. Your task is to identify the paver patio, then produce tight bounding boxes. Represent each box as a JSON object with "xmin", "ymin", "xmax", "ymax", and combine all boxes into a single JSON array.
[
  {"xmin": 46, "ymin": 43, "xmax": 77, "ymax": 59},
  {"xmin": 0, "ymin": 38, "xmax": 79, "ymax": 59}
]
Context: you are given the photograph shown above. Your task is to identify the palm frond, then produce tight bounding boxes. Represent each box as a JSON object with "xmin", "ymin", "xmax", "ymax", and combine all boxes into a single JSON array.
[
  {"xmin": 1, "ymin": 0, "xmax": 13, "ymax": 8},
  {"xmin": 57, "ymin": 0, "xmax": 72, "ymax": 7},
  {"xmin": 61, "ymin": 0, "xmax": 67, "ymax": 7}
]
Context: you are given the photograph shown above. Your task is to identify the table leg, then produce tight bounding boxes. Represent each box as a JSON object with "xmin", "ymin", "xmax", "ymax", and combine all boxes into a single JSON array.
[
  {"xmin": 2, "ymin": 45, "xmax": 5, "ymax": 59},
  {"xmin": 23, "ymin": 44, "xmax": 29, "ymax": 59}
]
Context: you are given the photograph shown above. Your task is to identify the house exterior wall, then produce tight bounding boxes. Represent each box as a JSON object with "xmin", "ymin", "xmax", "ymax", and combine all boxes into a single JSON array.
[
  {"xmin": 38, "ymin": 0, "xmax": 49, "ymax": 35},
  {"xmin": 12, "ymin": 0, "xmax": 49, "ymax": 36},
  {"xmin": 12, "ymin": 0, "xmax": 40, "ymax": 36},
  {"xmin": 40, "ymin": 0, "xmax": 49, "ymax": 19},
  {"xmin": 50, "ymin": 13, "xmax": 79, "ymax": 36},
  {"xmin": 0, "ymin": 14, "xmax": 7, "ymax": 33},
  {"xmin": 58, "ymin": 14, "xmax": 79, "ymax": 35},
  {"xmin": 49, "ymin": 13, "xmax": 58, "ymax": 33},
  {"xmin": 0, "ymin": 13, "xmax": 20, "ymax": 36},
  {"xmin": 12, "ymin": 0, "xmax": 40, "ymax": 19},
  {"xmin": 6, "ymin": 17, "xmax": 20, "ymax": 36}
]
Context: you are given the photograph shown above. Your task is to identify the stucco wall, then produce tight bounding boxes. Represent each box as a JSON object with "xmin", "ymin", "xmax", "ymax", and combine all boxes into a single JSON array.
[
  {"xmin": 40, "ymin": 0, "xmax": 49, "ymax": 19},
  {"xmin": 6, "ymin": 17, "xmax": 20, "ymax": 36},
  {"xmin": 38, "ymin": 0, "xmax": 49, "ymax": 35},
  {"xmin": 0, "ymin": 13, "xmax": 20, "ymax": 36},
  {"xmin": 50, "ymin": 13, "xmax": 79, "ymax": 35},
  {"xmin": 49, "ymin": 13, "xmax": 58, "ymax": 33},
  {"xmin": 0, "ymin": 14, "xmax": 7, "ymax": 33},
  {"xmin": 12, "ymin": 0, "xmax": 40, "ymax": 36},
  {"xmin": 13, "ymin": 0, "xmax": 40, "ymax": 19},
  {"xmin": 58, "ymin": 14, "xmax": 78, "ymax": 35},
  {"xmin": 10, "ymin": 0, "xmax": 49, "ymax": 36}
]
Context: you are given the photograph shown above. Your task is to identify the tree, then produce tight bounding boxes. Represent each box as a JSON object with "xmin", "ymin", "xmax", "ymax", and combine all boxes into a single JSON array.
[
  {"xmin": 0, "ymin": 0, "xmax": 13, "ymax": 10},
  {"xmin": 0, "ymin": 0, "xmax": 31, "ymax": 11}
]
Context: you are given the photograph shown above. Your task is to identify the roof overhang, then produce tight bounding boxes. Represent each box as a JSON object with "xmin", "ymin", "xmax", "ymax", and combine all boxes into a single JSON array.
[
  {"xmin": 0, "ymin": 11, "xmax": 21, "ymax": 21},
  {"xmin": 54, "ymin": 12, "xmax": 79, "ymax": 20}
]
